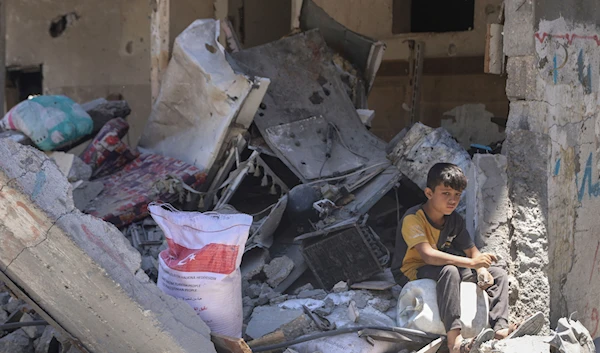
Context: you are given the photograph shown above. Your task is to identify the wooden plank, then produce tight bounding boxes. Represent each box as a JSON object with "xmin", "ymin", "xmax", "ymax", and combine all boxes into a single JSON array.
[
  {"xmin": 211, "ymin": 333, "xmax": 253, "ymax": 353},
  {"xmin": 150, "ymin": 0, "xmax": 170, "ymax": 104},
  {"xmin": 350, "ymin": 280, "xmax": 396, "ymax": 291},
  {"xmin": 485, "ymin": 24, "xmax": 504, "ymax": 74},
  {"xmin": 378, "ymin": 56, "xmax": 485, "ymax": 77}
]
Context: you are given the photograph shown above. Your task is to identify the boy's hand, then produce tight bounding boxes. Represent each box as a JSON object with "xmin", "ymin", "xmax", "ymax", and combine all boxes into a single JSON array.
[
  {"xmin": 477, "ymin": 268, "xmax": 494, "ymax": 290},
  {"xmin": 471, "ymin": 253, "xmax": 497, "ymax": 269}
]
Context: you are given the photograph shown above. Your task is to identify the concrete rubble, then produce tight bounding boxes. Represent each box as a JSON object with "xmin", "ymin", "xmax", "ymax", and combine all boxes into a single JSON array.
[{"xmin": 0, "ymin": 1, "xmax": 587, "ymax": 352}]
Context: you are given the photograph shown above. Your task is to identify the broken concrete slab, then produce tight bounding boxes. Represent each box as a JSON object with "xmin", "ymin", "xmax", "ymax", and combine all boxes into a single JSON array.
[
  {"xmin": 245, "ymin": 306, "xmax": 304, "ymax": 340},
  {"xmin": 296, "ymin": 289, "xmax": 327, "ymax": 300},
  {"xmin": 480, "ymin": 335, "xmax": 551, "ymax": 353},
  {"xmin": 388, "ymin": 122, "xmax": 473, "ymax": 215},
  {"xmin": 72, "ymin": 181, "xmax": 104, "ymax": 211},
  {"xmin": 139, "ymin": 19, "xmax": 269, "ymax": 174},
  {"xmin": 0, "ymin": 139, "xmax": 216, "ymax": 353},
  {"xmin": 264, "ymin": 256, "xmax": 295, "ymax": 288}
]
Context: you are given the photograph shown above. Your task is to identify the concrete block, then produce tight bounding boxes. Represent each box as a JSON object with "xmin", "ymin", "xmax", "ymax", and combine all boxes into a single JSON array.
[
  {"xmin": 506, "ymin": 56, "xmax": 541, "ymax": 101},
  {"xmin": 332, "ymin": 281, "xmax": 348, "ymax": 293},
  {"xmin": 466, "ymin": 154, "xmax": 511, "ymax": 263},
  {"xmin": 263, "ymin": 256, "xmax": 295, "ymax": 288},
  {"xmin": 296, "ymin": 289, "xmax": 327, "ymax": 300},
  {"xmin": 503, "ymin": 0, "xmax": 535, "ymax": 57},
  {"xmin": 0, "ymin": 139, "xmax": 216, "ymax": 353}
]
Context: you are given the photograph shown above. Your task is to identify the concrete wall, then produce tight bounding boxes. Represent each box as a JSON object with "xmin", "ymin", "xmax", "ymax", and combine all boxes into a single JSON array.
[
  {"xmin": 503, "ymin": 0, "xmax": 600, "ymax": 335},
  {"xmin": 6, "ymin": 0, "xmax": 214, "ymax": 147}
]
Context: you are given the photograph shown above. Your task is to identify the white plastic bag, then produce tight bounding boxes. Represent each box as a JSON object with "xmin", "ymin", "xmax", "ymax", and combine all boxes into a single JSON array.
[
  {"xmin": 396, "ymin": 279, "xmax": 489, "ymax": 338},
  {"xmin": 149, "ymin": 203, "xmax": 252, "ymax": 337}
]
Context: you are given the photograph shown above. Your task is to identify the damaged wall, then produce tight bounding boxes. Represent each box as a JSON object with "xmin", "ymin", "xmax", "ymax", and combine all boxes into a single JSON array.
[
  {"xmin": 503, "ymin": 0, "xmax": 600, "ymax": 337},
  {"xmin": 5, "ymin": 0, "xmax": 214, "ymax": 148}
]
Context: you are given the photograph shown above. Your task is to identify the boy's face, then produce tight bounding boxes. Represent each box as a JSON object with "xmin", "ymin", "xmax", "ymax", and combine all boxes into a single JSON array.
[{"xmin": 424, "ymin": 184, "xmax": 462, "ymax": 215}]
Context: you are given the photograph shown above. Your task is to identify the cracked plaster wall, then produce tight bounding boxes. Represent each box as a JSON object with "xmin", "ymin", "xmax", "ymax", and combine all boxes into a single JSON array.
[{"xmin": 504, "ymin": 0, "xmax": 600, "ymax": 337}]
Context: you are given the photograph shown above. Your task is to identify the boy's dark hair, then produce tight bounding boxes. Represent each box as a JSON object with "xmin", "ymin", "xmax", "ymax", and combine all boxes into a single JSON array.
[{"xmin": 426, "ymin": 163, "xmax": 467, "ymax": 192}]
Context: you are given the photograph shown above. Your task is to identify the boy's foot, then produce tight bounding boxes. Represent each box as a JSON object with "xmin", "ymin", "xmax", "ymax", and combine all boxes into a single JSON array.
[
  {"xmin": 458, "ymin": 328, "xmax": 495, "ymax": 353},
  {"xmin": 504, "ymin": 311, "xmax": 545, "ymax": 339}
]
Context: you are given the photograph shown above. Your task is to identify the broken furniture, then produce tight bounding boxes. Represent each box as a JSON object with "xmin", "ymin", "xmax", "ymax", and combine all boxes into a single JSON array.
[
  {"xmin": 138, "ymin": 19, "xmax": 269, "ymax": 179},
  {"xmin": 80, "ymin": 118, "xmax": 206, "ymax": 228}
]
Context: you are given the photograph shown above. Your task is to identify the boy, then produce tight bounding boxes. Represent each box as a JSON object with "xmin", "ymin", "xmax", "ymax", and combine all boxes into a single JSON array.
[{"xmin": 391, "ymin": 163, "xmax": 542, "ymax": 353}]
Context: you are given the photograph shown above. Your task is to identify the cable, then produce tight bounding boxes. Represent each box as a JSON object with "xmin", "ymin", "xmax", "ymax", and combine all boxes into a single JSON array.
[
  {"xmin": 251, "ymin": 325, "xmax": 441, "ymax": 352},
  {"xmin": 306, "ymin": 161, "xmax": 390, "ymax": 186},
  {"xmin": 0, "ymin": 320, "xmax": 47, "ymax": 331}
]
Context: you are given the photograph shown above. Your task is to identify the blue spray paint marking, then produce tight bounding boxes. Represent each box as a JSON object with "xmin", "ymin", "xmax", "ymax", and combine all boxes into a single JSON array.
[
  {"xmin": 32, "ymin": 171, "xmax": 46, "ymax": 199},
  {"xmin": 577, "ymin": 49, "xmax": 593, "ymax": 94},
  {"xmin": 553, "ymin": 55, "xmax": 558, "ymax": 84},
  {"xmin": 576, "ymin": 152, "xmax": 600, "ymax": 201},
  {"xmin": 554, "ymin": 158, "xmax": 561, "ymax": 175}
]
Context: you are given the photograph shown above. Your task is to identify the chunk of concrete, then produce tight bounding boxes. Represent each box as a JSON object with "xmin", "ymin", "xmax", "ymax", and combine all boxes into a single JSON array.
[
  {"xmin": 20, "ymin": 313, "xmax": 44, "ymax": 339},
  {"xmin": 245, "ymin": 306, "xmax": 304, "ymax": 339},
  {"xmin": 263, "ymin": 256, "xmax": 295, "ymax": 288},
  {"xmin": 0, "ymin": 329, "xmax": 34, "ymax": 353},
  {"xmin": 297, "ymin": 289, "xmax": 327, "ymax": 300},
  {"xmin": 388, "ymin": 122, "xmax": 473, "ymax": 215},
  {"xmin": 72, "ymin": 180, "xmax": 104, "ymax": 211},
  {"xmin": 241, "ymin": 248, "xmax": 270, "ymax": 281},
  {"xmin": 34, "ymin": 326, "xmax": 60, "ymax": 353},
  {"xmin": 0, "ymin": 139, "xmax": 216, "ymax": 353},
  {"xmin": 332, "ymin": 281, "xmax": 348, "ymax": 293}
]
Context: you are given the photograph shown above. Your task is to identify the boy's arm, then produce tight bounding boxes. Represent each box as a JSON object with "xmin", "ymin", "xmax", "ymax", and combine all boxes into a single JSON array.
[
  {"xmin": 465, "ymin": 246, "xmax": 497, "ymax": 289},
  {"xmin": 414, "ymin": 242, "xmax": 495, "ymax": 269}
]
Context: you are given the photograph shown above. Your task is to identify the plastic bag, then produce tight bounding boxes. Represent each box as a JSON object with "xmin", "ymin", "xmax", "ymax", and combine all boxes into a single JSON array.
[
  {"xmin": 0, "ymin": 95, "xmax": 93, "ymax": 151},
  {"xmin": 149, "ymin": 203, "xmax": 252, "ymax": 337}
]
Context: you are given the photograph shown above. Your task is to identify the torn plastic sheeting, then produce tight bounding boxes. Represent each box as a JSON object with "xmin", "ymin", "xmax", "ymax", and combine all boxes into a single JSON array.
[
  {"xmin": 138, "ymin": 19, "xmax": 269, "ymax": 173},
  {"xmin": 230, "ymin": 30, "xmax": 387, "ymax": 184}
]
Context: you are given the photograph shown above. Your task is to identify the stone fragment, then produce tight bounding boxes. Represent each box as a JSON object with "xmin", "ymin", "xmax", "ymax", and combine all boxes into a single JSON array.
[
  {"xmin": 5, "ymin": 297, "xmax": 22, "ymax": 314},
  {"xmin": 0, "ymin": 329, "xmax": 34, "ymax": 353},
  {"xmin": 0, "ymin": 292, "xmax": 10, "ymax": 305},
  {"xmin": 292, "ymin": 283, "xmax": 314, "ymax": 295},
  {"xmin": 34, "ymin": 326, "xmax": 59, "ymax": 353},
  {"xmin": 20, "ymin": 313, "xmax": 44, "ymax": 339},
  {"xmin": 348, "ymin": 301, "xmax": 359, "ymax": 323},
  {"xmin": 72, "ymin": 181, "xmax": 104, "ymax": 211},
  {"xmin": 297, "ymin": 289, "xmax": 327, "ymax": 300},
  {"xmin": 369, "ymin": 298, "xmax": 392, "ymax": 313},
  {"xmin": 332, "ymin": 281, "xmax": 348, "ymax": 293},
  {"xmin": 263, "ymin": 256, "xmax": 295, "ymax": 288},
  {"xmin": 67, "ymin": 156, "xmax": 92, "ymax": 182},
  {"xmin": 269, "ymin": 295, "xmax": 289, "ymax": 305},
  {"xmin": 0, "ymin": 308, "xmax": 8, "ymax": 322},
  {"xmin": 245, "ymin": 283, "xmax": 262, "ymax": 299}
]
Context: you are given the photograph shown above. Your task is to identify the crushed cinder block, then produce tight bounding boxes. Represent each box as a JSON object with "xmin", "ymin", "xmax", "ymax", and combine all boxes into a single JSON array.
[
  {"xmin": 297, "ymin": 289, "xmax": 327, "ymax": 300},
  {"xmin": 332, "ymin": 281, "xmax": 348, "ymax": 293},
  {"xmin": 0, "ymin": 329, "xmax": 34, "ymax": 353},
  {"xmin": 263, "ymin": 256, "xmax": 295, "ymax": 288}
]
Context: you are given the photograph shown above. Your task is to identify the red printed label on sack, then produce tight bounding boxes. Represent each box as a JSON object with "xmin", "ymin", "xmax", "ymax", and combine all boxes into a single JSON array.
[{"xmin": 161, "ymin": 239, "xmax": 239, "ymax": 274}]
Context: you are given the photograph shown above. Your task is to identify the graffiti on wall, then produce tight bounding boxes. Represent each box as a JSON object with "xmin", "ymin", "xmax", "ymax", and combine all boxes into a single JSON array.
[
  {"xmin": 535, "ymin": 31, "xmax": 598, "ymax": 92},
  {"xmin": 576, "ymin": 152, "xmax": 600, "ymax": 201}
]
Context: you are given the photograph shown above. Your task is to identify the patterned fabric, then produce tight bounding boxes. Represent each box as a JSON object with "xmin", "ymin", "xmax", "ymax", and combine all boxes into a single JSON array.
[
  {"xmin": 80, "ymin": 118, "xmax": 139, "ymax": 179},
  {"xmin": 84, "ymin": 153, "xmax": 206, "ymax": 228}
]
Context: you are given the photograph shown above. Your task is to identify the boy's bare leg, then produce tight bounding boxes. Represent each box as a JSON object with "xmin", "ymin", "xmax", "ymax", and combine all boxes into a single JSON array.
[{"xmin": 447, "ymin": 328, "xmax": 464, "ymax": 353}]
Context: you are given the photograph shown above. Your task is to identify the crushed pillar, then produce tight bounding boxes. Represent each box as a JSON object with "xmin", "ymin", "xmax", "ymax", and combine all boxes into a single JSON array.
[{"xmin": 0, "ymin": 139, "xmax": 216, "ymax": 353}]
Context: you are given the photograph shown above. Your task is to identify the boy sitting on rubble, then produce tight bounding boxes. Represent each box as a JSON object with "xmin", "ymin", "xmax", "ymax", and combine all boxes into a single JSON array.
[{"xmin": 391, "ymin": 163, "xmax": 543, "ymax": 353}]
